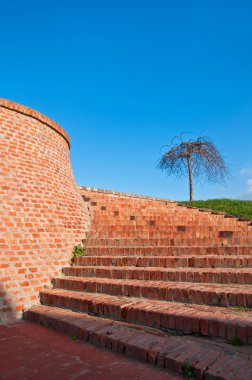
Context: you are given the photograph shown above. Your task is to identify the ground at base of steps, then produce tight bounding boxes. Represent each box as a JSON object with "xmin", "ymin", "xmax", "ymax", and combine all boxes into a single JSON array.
[{"xmin": 0, "ymin": 320, "xmax": 181, "ymax": 380}]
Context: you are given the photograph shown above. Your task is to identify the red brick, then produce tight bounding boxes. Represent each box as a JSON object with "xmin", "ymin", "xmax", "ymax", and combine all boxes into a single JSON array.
[{"xmin": 0, "ymin": 99, "xmax": 90, "ymax": 318}]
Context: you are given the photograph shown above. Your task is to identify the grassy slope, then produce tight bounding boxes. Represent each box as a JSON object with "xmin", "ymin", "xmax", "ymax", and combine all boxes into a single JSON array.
[{"xmin": 179, "ymin": 199, "xmax": 252, "ymax": 220}]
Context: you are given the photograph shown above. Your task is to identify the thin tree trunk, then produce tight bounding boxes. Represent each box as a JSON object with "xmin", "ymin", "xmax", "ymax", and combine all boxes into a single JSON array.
[{"xmin": 186, "ymin": 156, "xmax": 194, "ymax": 201}]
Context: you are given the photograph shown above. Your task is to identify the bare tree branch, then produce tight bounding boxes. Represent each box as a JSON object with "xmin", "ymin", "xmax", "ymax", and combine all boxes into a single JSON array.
[{"xmin": 158, "ymin": 135, "xmax": 231, "ymax": 201}]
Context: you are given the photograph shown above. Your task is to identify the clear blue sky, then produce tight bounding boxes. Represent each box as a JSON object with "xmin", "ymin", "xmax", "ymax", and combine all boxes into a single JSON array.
[{"xmin": 1, "ymin": 1, "xmax": 252, "ymax": 200}]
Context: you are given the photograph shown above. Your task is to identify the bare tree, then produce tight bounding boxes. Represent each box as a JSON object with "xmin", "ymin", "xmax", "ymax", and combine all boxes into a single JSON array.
[{"xmin": 158, "ymin": 135, "xmax": 231, "ymax": 201}]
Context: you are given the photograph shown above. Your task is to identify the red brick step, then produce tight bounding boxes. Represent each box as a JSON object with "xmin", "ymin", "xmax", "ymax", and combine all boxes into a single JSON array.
[
  {"xmin": 52, "ymin": 276, "xmax": 252, "ymax": 308},
  {"xmin": 85, "ymin": 245, "xmax": 252, "ymax": 256},
  {"xmin": 76, "ymin": 255, "xmax": 252, "ymax": 269},
  {"xmin": 63, "ymin": 265, "xmax": 252, "ymax": 285},
  {"xmin": 86, "ymin": 237, "xmax": 252, "ymax": 246},
  {"xmin": 39, "ymin": 288, "xmax": 252, "ymax": 344}
]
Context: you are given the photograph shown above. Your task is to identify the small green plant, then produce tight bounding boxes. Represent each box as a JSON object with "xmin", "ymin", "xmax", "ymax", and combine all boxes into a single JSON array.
[
  {"xmin": 230, "ymin": 338, "xmax": 243, "ymax": 346},
  {"xmin": 181, "ymin": 362, "xmax": 194, "ymax": 380},
  {"xmin": 71, "ymin": 243, "xmax": 86, "ymax": 266},
  {"xmin": 233, "ymin": 306, "xmax": 248, "ymax": 312},
  {"xmin": 169, "ymin": 330, "xmax": 184, "ymax": 336},
  {"xmin": 71, "ymin": 334, "xmax": 78, "ymax": 341}
]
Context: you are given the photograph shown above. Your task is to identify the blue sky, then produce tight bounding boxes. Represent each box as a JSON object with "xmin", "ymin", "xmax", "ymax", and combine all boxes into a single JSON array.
[{"xmin": 1, "ymin": 1, "xmax": 252, "ymax": 200}]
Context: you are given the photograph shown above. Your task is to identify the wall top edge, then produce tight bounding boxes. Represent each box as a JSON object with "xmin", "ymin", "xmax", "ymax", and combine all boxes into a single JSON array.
[
  {"xmin": 78, "ymin": 185, "xmax": 177, "ymax": 203},
  {"xmin": 0, "ymin": 98, "xmax": 70, "ymax": 147}
]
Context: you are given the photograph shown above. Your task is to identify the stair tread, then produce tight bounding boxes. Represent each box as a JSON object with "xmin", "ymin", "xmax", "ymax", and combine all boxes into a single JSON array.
[
  {"xmin": 78, "ymin": 254, "xmax": 252, "ymax": 265},
  {"xmin": 56, "ymin": 275, "xmax": 252, "ymax": 292},
  {"xmin": 41, "ymin": 288, "xmax": 252, "ymax": 320},
  {"xmin": 65, "ymin": 265, "xmax": 252, "ymax": 284},
  {"xmin": 78, "ymin": 254, "xmax": 252, "ymax": 263},
  {"xmin": 82, "ymin": 254, "xmax": 252, "ymax": 258},
  {"xmin": 69, "ymin": 265, "xmax": 252, "ymax": 273},
  {"xmin": 87, "ymin": 244, "xmax": 252, "ymax": 247}
]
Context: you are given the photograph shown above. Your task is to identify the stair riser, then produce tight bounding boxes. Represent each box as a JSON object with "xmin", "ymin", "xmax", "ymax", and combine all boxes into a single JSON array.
[
  {"xmin": 92, "ymin": 209, "xmax": 250, "ymax": 214},
  {"xmin": 39, "ymin": 292, "xmax": 251, "ymax": 344},
  {"xmin": 89, "ymin": 224, "xmax": 251, "ymax": 231},
  {"xmin": 53, "ymin": 278, "xmax": 252, "ymax": 308},
  {"xmin": 89, "ymin": 222, "xmax": 251, "ymax": 228},
  {"xmin": 91, "ymin": 208, "xmax": 248, "ymax": 219},
  {"xmin": 76, "ymin": 256, "xmax": 252, "ymax": 269},
  {"xmin": 63, "ymin": 267, "xmax": 252, "ymax": 285},
  {"xmin": 88, "ymin": 224, "xmax": 252, "ymax": 231},
  {"xmin": 88, "ymin": 232, "xmax": 252, "ymax": 240},
  {"xmin": 86, "ymin": 246, "xmax": 252, "ymax": 256},
  {"xmin": 86, "ymin": 238, "xmax": 252, "ymax": 246}
]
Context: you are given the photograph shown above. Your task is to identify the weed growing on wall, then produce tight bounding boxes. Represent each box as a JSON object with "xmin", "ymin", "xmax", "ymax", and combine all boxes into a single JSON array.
[{"xmin": 71, "ymin": 244, "xmax": 87, "ymax": 266}]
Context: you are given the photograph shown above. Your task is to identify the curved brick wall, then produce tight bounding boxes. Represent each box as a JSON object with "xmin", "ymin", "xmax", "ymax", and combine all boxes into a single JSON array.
[{"xmin": 0, "ymin": 99, "xmax": 91, "ymax": 320}]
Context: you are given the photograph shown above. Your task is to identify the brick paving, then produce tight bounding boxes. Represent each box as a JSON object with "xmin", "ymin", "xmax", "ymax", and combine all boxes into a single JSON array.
[{"xmin": 0, "ymin": 320, "xmax": 181, "ymax": 380}]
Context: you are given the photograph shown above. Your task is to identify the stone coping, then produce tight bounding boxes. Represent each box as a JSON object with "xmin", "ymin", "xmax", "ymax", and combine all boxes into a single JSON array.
[
  {"xmin": 0, "ymin": 98, "xmax": 70, "ymax": 147},
  {"xmin": 78, "ymin": 185, "xmax": 176, "ymax": 203}
]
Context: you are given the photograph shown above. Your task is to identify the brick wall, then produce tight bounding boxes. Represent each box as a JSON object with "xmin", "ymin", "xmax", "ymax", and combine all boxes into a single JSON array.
[{"xmin": 0, "ymin": 99, "xmax": 91, "ymax": 321}]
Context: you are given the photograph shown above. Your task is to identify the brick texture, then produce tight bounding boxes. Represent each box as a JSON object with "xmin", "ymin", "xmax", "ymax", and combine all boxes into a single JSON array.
[
  {"xmin": 0, "ymin": 99, "xmax": 91, "ymax": 320},
  {"xmin": 24, "ymin": 186, "xmax": 252, "ymax": 377}
]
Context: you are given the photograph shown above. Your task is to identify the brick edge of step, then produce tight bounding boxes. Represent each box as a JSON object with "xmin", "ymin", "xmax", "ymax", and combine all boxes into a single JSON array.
[
  {"xmin": 63, "ymin": 265, "xmax": 252, "ymax": 285},
  {"xmin": 40, "ymin": 289, "xmax": 252, "ymax": 345},
  {"xmin": 76, "ymin": 255, "xmax": 252, "ymax": 269},
  {"xmin": 24, "ymin": 305, "xmax": 252, "ymax": 380},
  {"xmin": 52, "ymin": 276, "xmax": 252, "ymax": 309}
]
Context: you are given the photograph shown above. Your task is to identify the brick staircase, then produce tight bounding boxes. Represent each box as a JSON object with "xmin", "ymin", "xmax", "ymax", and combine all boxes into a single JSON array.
[{"xmin": 25, "ymin": 187, "xmax": 252, "ymax": 379}]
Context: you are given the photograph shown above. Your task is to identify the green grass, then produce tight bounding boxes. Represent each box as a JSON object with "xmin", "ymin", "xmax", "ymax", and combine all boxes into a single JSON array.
[{"xmin": 179, "ymin": 199, "xmax": 252, "ymax": 220}]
